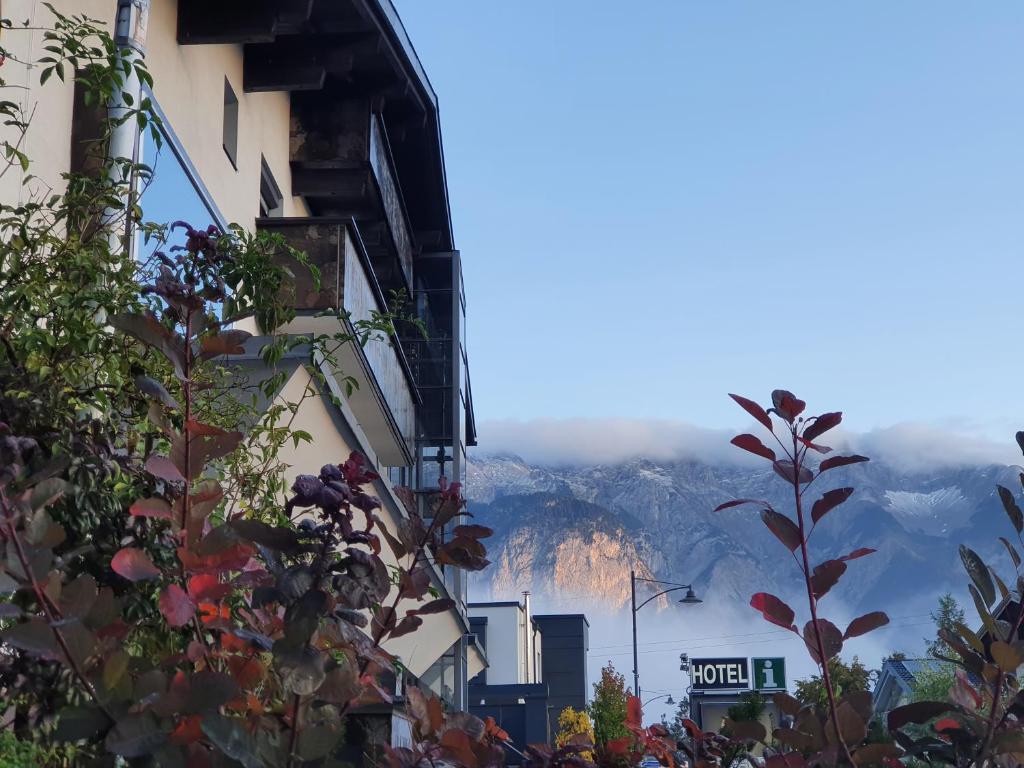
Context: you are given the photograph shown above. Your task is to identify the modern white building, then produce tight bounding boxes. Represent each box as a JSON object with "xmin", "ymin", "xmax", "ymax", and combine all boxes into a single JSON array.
[{"xmin": 469, "ymin": 595, "xmax": 544, "ymax": 686}]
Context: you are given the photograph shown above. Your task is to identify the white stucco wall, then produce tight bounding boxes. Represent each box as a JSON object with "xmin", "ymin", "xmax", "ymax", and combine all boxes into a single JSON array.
[
  {"xmin": 0, "ymin": 0, "xmax": 308, "ymax": 227},
  {"xmin": 267, "ymin": 365, "xmax": 461, "ymax": 678}
]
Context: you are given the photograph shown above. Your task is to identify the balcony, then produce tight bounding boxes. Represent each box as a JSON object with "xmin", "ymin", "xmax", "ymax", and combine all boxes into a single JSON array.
[
  {"xmin": 256, "ymin": 217, "xmax": 418, "ymax": 467},
  {"xmin": 289, "ymin": 96, "xmax": 414, "ymax": 293}
]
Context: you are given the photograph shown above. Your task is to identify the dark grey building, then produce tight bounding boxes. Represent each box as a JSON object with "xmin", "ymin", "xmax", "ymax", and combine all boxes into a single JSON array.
[{"xmin": 534, "ymin": 614, "xmax": 590, "ymax": 721}]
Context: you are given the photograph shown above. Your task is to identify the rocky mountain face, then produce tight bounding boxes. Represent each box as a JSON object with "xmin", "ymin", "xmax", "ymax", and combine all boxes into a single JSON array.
[{"xmin": 467, "ymin": 454, "xmax": 1022, "ymax": 615}]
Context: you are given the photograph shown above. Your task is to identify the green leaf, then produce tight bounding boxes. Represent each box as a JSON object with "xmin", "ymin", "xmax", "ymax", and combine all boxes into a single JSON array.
[
  {"xmin": 107, "ymin": 313, "xmax": 186, "ymax": 379},
  {"xmin": 102, "ymin": 650, "xmax": 130, "ymax": 689},
  {"xmin": 997, "ymin": 485, "xmax": 1023, "ymax": 534},
  {"xmin": 1, "ymin": 619, "xmax": 61, "ymax": 660},
  {"xmin": 969, "ymin": 584, "xmax": 1003, "ymax": 642},
  {"xmin": 104, "ymin": 713, "xmax": 167, "ymax": 758},
  {"xmin": 0, "ymin": 572, "xmax": 18, "ymax": 595},
  {"xmin": 54, "ymin": 706, "xmax": 111, "ymax": 743},
  {"xmin": 960, "ymin": 545, "xmax": 995, "ymax": 607},
  {"xmin": 274, "ymin": 643, "xmax": 326, "ymax": 696},
  {"xmin": 887, "ymin": 701, "xmax": 954, "ymax": 731},
  {"xmin": 201, "ymin": 714, "xmax": 263, "ymax": 768},
  {"xmin": 230, "ymin": 519, "xmax": 301, "ymax": 553},
  {"xmin": 298, "ymin": 726, "xmax": 341, "ymax": 761},
  {"xmin": 59, "ymin": 574, "xmax": 97, "ymax": 618},
  {"xmin": 1000, "ymin": 537, "xmax": 1021, "ymax": 569}
]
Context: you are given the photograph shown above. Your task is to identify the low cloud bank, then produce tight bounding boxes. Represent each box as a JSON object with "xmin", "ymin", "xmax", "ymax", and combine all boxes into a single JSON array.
[{"xmin": 477, "ymin": 417, "xmax": 1021, "ymax": 472}]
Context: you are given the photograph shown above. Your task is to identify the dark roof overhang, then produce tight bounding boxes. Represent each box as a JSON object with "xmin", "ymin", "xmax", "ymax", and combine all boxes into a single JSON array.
[{"xmin": 176, "ymin": 0, "xmax": 454, "ymax": 252}]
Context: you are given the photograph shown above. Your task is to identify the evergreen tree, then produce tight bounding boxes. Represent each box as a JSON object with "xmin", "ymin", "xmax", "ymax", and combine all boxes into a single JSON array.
[{"xmin": 926, "ymin": 592, "xmax": 966, "ymax": 660}]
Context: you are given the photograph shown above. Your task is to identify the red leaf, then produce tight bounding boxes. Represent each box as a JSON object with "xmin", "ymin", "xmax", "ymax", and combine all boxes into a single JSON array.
[
  {"xmin": 170, "ymin": 715, "xmax": 204, "ymax": 745},
  {"xmin": 198, "ymin": 329, "xmax": 251, "ymax": 360},
  {"xmin": 627, "ymin": 696, "xmax": 643, "ymax": 729},
  {"xmin": 771, "ymin": 390, "xmax": 806, "ymax": 422},
  {"xmin": 773, "ymin": 460, "xmax": 813, "ymax": 484},
  {"xmin": 844, "ymin": 611, "xmax": 889, "ymax": 640},
  {"xmin": 188, "ymin": 574, "xmax": 232, "ymax": 601},
  {"xmin": 714, "ymin": 498, "xmax": 768, "ymax": 512},
  {"xmin": 177, "ymin": 543, "xmax": 255, "ymax": 575},
  {"xmin": 952, "ymin": 669, "xmax": 981, "ymax": 711},
  {"xmin": 797, "ymin": 436, "xmax": 832, "ymax": 454},
  {"xmin": 185, "ymin": 420, "xmax": 229, "ymax": 436},
  {"xmin": 839, "ymin": 547, "xmax": 876, "ymax": 562},
  {"xmin": 761, "ymin": 510, "xmax": 802, "ymax": 551},
  {"xmin": 606, "ymin": 737, "xmax": 632, "ymax": 756},
  {"xmin": 729, "ymin": 394, "xmax": 773, "ymax": 431},
  {"xmin": 810, "ymin": 559, "xmax": 847, "ymax": 599},
  {"xmin": 818, "ymin": 455, "xmax": 869, "ymax": 473},
  {"xmin": 803, "ymin": 618, "xmax": 843, "ymax": 663},
  {"xmin": 811, "ymin": 488, "xmax": 854, "ymax": 525},
  {"xmin": 145, "ymin": 455, "xmax": 185, "ymax": 484},
  {"xmin": 159, "ymin": 584, "xmax": 196, "ymax": 628},
  {"xmin": 111, "ymin": 547, "xmax": 160, "ymax": 582},
  {"xmin": 731, "ymin": 434, "xmax": 776, "ymax": 461},
  {"xmin": 750, "ymin": 592, "xmax": 797, "ymax": 631},
  {"xmin": 681, "ymin": 719, "xmax": 703, "ymax": 739},
  {"xmin": 129, "ymin": 497, "xmax": 173, "ymax": 520},
  {"xmin": 803, "ymin": 412, "xmax": 843, "ymax": 443},
  {"xmin": 452, "ymin": 524, "xmax": 493, "ymax": 539}
]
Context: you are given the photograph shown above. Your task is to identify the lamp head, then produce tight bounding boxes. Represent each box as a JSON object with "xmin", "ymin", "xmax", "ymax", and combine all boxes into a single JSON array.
[{"xmin": 678, "ymin": 587, "xmax": 702, "ymax": 605}]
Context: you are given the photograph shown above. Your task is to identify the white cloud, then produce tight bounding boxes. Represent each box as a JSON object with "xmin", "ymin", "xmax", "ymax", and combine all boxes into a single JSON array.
[
  {"xmin": 851, "ymin": 423, "xmax": 1020, "ymax": 474},
  {"xmin": 476, "ymin": 418, "xmax": 755, "ymax": 468},
  {"xmin": 476, "ymin": 417, "xmax": 1022, "ymax": 472}
]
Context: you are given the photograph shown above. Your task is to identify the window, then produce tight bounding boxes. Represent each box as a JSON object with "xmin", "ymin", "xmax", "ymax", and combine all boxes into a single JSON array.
[
  {"xmin": 222, "ymin": 78, "xmax": 239, "ymax": 169},
  {"xmin": 259, "ymin": 156, "xmax": 283, "ymax": 217},
  {"xmin": 140, "ymin": 109, "xmax": 222, "ymax": 234}
]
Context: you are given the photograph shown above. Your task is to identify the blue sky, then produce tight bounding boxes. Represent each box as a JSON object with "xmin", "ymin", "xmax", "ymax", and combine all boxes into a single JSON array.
[{"xmin": 395, "ymin": 1, "xmax": 1024, "ymax": 442}]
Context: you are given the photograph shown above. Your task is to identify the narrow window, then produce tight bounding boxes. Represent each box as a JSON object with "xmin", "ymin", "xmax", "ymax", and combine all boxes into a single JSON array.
[
  {"xmin": 222, "ymin": 78, "xmax": 239, "ymax": 169},
  {"xmin": 259, "ymin": 156, "xmax": 283, "ymax": 217}
]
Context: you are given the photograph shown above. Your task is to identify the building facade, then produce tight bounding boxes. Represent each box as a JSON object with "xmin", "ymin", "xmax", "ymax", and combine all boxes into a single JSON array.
[
  {"xmin": 2, "ymin": 0, "xmax": 480, "ymax": 711},
  {"xmin": 533, "ymin": 614, "xmax": 590, "ymax": 717},
  {"xmin": 467, "ymin": 600, "xmax": 590, "ymax": 761}
]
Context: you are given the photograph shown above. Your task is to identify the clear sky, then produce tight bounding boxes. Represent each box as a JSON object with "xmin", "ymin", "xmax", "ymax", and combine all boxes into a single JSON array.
[{"xmin": 394, "ymin": 1, "xmax": 1024, "ymax": 440}]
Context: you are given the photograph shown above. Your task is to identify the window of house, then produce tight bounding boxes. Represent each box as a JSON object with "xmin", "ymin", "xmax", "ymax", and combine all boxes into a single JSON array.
[
  {"xmin": 223, "ymin": 78, "xmax": 239, "ymax": 169},
  {"xmin": 140, "ymin": 109, "xmax": 222, "ymax": 235},
  {"xmin": 259, "ymin": 156, "xmax": 284, "ymax": 217}
]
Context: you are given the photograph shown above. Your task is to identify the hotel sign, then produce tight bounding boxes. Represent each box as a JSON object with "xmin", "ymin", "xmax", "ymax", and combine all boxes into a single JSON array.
[{"xmin": 690, "ymin": 658, "xmax": 750, "ymax": 691}]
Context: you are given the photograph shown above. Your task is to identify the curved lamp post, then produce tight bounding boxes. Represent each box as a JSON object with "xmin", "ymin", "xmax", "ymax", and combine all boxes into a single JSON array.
[
  {"xmin": 631, "ymin": 570, "xmax": 702, "ymax": 700},
  {"xmin": 641, "ymin": 693, "xmax": 676, "ymax": 708}
]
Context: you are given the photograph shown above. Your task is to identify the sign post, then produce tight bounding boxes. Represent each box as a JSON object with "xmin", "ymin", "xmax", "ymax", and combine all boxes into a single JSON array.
[{"xmin": 751, "ymin": 657, "xmax": 786, "ymax": 692}]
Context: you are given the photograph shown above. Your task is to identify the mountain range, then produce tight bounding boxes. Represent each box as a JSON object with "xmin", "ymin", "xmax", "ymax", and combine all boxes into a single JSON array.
[{"xmin": 466, "ymin": 453, "xmax": 1023, "ymax": 617}]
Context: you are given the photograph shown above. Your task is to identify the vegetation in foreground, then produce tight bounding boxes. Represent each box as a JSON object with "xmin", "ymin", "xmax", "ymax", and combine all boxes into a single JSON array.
[{"xmin": 2, "ymin": 8, "xmax": 1024, "ymax": 768}]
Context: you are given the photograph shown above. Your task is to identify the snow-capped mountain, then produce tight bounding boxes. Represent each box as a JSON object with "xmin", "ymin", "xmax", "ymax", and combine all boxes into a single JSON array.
[{"xmin": 467, "ymin": 453, "xmax": 1022, "ymax": 615}]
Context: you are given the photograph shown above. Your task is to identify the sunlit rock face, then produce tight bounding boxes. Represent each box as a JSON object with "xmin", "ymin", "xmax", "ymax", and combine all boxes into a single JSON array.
[
  {"xmin": 468, "ymin": 454, "xmax": 1021, "ymax": 614},
  {"xmin": 489, "ymin": 523, "xmax": 655, "ymax": 611}
]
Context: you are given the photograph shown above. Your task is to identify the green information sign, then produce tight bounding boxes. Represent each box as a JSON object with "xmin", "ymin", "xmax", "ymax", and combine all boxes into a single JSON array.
[{"xmin": 752, "ymin": 657, "xmax": 786, "ymax": 691}]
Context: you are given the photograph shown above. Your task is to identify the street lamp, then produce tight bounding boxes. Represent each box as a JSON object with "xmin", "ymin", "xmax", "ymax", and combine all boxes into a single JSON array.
[
  {"xmin": 630, "ymin": 570, "xmax": 702, "ymax": 700},
  {"xmin": 642, "ymin": 693, "xmax": 676, "ymax": 708}
]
